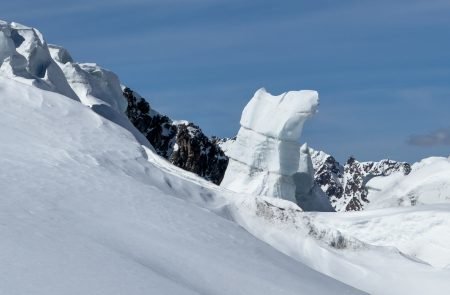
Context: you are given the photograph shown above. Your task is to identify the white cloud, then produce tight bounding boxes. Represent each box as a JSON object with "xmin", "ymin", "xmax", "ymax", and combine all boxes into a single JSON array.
[{"xmin": 408, "ymin": 128, "xmax": 450, "ymax": 147}]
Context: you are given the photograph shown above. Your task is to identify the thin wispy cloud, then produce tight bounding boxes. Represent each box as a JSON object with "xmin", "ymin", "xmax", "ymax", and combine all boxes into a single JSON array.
[{"xmin": 408, "ymin": 128, "xmax": 450, "ymax": 147}]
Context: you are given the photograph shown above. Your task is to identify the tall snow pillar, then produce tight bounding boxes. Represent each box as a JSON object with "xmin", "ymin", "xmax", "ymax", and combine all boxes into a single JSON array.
[{"xmin": 220, "ymin": 88, "xmax": 318, "ymax": 203}]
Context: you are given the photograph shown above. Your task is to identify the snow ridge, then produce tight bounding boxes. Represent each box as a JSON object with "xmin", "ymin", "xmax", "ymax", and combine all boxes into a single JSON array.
[{"xmin": 311, "ymin": 149, "xmax": 411, "ymax": 211}]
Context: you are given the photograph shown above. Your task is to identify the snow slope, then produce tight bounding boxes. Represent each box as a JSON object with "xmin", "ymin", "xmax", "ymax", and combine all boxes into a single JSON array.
[
  {"xmin": 0, "ymin": 78, "xmax": 361, "ymax": 294},
  {"xmin": 367, "ymin": 156, "xmax": 450, "ymax": 209},
  {"xmin": 144, "ymin": 108, "xmax": 450, "ymax": 294},
  {"xmin": 148, "ymin": 142, "xmax": 450, "ymax": 294}
]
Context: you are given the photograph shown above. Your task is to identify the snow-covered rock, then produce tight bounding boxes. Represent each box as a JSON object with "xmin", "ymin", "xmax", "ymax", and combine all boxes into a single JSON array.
[
  {"xmin": 367, "ymin": 156, "xmax": 450, "ymax": 209},
  {"xmin": 342, "ymin": 157, "xmax": 411, "ymax": 211},
  {"xmin": 221, "ymin": 88, "xmax": 319, "ymax": 203},
  {"xmin": 311, "ymin": 149, "xmax": 411, "ymax": 211}
]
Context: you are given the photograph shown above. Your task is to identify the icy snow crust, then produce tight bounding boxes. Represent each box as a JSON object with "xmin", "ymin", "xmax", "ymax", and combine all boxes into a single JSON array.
[{"xmin": 221, "ymin": 88, "xmax": 319, "ymax": 202}]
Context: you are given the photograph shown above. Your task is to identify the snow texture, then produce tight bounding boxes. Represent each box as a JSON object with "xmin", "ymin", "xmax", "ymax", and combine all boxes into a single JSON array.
[
  {"xmin": 221, "ymin": 88, "xmax": 319, "ymax": 203},
  {"xmin": 294, "ymin": 144, "xmax": 334, "ymax": 211},
  {"xmin": 367, "ymin": 156, "xmax": 450, "ymax": 209},
  {"xmin": 0, "ymin": 21, "xmax": 79, "ymax": 100},
  {"xmin": 0, "ymin": 77, "xmax": 362, "ymax": 295}
]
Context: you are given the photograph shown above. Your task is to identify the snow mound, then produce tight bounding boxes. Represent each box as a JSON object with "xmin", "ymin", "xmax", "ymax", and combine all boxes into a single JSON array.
[
  {"xmin": 312, "ymin": 205, "xmax": 450, "ymax": 269},
  {"xmin": 0, "ymin": 20, "xmax": 134, "ymax": 134},
  {"xmin": 49, "ymin": 44, "xmax": 126, "ymax": 113},
  {"xmin": 367, "ymin": 156, "xmax": 450, "ymax": 209},
  {"xmin": 221, "ymin": 88, "xmax": 319, "ymax": 203},
  {"xmin": 0, "ymin": 21, "xmax": 79, "ymax": 100}
]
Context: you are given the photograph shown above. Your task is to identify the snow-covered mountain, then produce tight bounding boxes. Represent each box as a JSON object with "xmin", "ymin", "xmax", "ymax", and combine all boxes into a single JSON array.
[
  {"xmin": 366, "ymin": 156, "xmax": 450, "ymax": 209},
  {"xmin": 311, "ymin": 149, "xmax": 411, "ymax": 211},
  {"xmin": 2, "ymin": 20, "xmax": 450, "ymax": 295}
]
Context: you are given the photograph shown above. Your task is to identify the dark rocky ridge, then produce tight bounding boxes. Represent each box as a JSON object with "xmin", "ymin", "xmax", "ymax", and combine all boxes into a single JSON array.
[
  {"xmin": 311, "ymin": 150, "xmax": 411, "ymax": 211},
  {"xmin": 123, "ymin": 87, "xmax": 228, "ymax": 184}
]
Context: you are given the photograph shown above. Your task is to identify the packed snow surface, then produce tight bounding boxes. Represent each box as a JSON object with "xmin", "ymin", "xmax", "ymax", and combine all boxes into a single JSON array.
[
  {"xmin": 221, "ymin": 88, "xmax": 319, "ymax": 202},
  {"xmin": 0, "ymin": 78, "xmax": 361, "ymax": 294},
  {"xmin": 367, "ymin": 156, "xmax": 450, "ymax": 208}
]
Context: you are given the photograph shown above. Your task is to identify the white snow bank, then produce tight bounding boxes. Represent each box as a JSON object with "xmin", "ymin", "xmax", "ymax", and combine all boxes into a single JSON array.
[{"xmin": 312, "ymin": 205, "xmax": 450, "ymax": 269}]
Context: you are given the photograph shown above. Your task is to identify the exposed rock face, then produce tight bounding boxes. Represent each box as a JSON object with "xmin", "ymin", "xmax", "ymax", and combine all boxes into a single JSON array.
[
  {"xmin": 343, "ymin": 157, "xmax": 411, "ymax": 211},
  {"xmin": 311, "ymin": 149, "xmax": 345, "ymax": 210},
  {"xmin": 123, "ymin": 87, "xmax": 228, "ymax": 184},
  {"xmin": 311, "ymin": 150, "xmax": 411, "ymax": 211}
]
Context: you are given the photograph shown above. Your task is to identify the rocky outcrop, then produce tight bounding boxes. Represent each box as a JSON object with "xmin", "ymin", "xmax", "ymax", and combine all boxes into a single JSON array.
[
  {"xmin": 294, "ymin": 145, "xmax": 334, "ymax": 212},
  {"xmin": 342, "ymin": 157, "xmax": 411, "ymax": 211},
  {"xmin": 311, "ymin": 150, "xmax": 411, "ymax": 211},
  {"xmin": 123, "ymin": 87, "xmax": 228, "ymax": 184}
]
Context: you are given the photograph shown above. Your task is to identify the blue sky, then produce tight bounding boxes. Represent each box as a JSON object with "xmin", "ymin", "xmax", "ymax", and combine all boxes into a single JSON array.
[{"xmin": 3, "ymin": 0, "xmax": 450, "ymax": 163}]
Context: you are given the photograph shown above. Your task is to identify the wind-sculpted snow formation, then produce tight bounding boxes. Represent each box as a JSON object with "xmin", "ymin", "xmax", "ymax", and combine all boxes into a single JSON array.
[
  {"xmin": 0, "ymin": 21, "xmax": 78, "ymax": 100},
  {"xmin": 220, "ymin": 88, "xmax": 320, "ymax": 204}
]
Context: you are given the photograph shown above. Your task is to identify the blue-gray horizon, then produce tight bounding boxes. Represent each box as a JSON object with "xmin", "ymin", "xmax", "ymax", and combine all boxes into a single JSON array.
[{"xmin": 2, "ymin": 0, "xmax": 449, "ymax": 163}]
